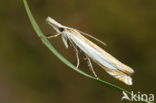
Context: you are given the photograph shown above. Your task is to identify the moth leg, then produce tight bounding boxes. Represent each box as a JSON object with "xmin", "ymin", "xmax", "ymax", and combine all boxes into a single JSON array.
[
  {"xmin": 46, "ymin": 33, "xmax": 61, "ymax": 39},
  {"xmin": 72, "ymin": 45, "xmax": 80, "ymax": 70},
  {"xmin": 39, "ymin": 33, "xmax": 60, "ymax": 39},
  {"xmin": 68, "ymin": 39, "xmax": 80, "ymax": 69},
  {"xmin": 86, "ymin": 56, "xmax": 99, "ymax": 79},
  {"xmin": 75, "ymin": 51, "xmax": 80, "ymax": 69},
  {"xmin": 62, "ymin": 34, "xmax": 69, "ymax": 48}
]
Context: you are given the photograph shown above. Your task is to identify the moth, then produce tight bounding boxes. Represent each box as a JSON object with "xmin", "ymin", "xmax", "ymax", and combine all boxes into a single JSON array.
[{"xmin": 46, "ymin": 17, "xmax": 134, "ymax": 85}]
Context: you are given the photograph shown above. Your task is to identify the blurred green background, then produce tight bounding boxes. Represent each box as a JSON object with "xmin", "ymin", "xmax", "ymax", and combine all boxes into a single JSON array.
[{"xmin": 0, "ymin": 0, "xmax": 156, "ymax": 103}]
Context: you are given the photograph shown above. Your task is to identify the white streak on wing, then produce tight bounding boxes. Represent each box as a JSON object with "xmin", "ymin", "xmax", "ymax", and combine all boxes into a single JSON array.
[
  {"xmin": 67, "ymin": 33, "xmax": 117, "ymax": 70},
  {"xmin": 65, "ymin": 29, "xmax": 134, "ymax": 75},
  {"xmin": 66, "ymin": 32, "xmax": 133, "ymax": 85}
]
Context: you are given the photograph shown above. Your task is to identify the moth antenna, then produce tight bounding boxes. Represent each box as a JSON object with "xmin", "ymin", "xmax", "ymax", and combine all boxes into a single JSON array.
[{"xmin": 75, "ymin": 29, "xmax": 107, "ymax": 46}]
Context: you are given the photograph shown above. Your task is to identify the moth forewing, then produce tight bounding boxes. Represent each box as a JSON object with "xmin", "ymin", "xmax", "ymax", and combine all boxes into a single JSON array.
[
  {"xmin": 64, "ymin": 30, "xmax": 133, "ymax": 85},
  {"xmin": 46, "ymin": 17, "xmax": 134, "ymax": 85}
]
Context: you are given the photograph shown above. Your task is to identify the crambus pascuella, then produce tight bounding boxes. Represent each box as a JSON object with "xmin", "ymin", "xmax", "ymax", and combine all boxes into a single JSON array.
[{"xmin": 46, "ymin": 17, "xmax": 134, "ymax": 85}]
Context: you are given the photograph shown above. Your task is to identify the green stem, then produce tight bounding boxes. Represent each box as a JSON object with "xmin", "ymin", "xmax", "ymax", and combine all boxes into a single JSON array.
[{"xmin": 23, "ymin": 0, "xmax": 153, "ymax": 103}]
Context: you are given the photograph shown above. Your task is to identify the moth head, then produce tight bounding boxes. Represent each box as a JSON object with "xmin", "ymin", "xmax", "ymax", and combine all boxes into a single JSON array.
[{"xmin": 46, "ymin": 17, "xmax": 66, "ymax": 34}]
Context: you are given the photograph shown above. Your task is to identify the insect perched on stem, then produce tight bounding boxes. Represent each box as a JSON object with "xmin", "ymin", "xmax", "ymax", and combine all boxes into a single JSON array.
[{"xmin": 46, "ymin": 17, "xmax": 134, "ymax": 85}]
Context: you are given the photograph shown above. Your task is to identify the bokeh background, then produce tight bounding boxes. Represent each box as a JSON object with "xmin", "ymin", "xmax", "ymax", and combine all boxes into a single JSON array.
[{"xmin": 0, "ymin": 0, "xmax": 156, "ymax": 103}]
